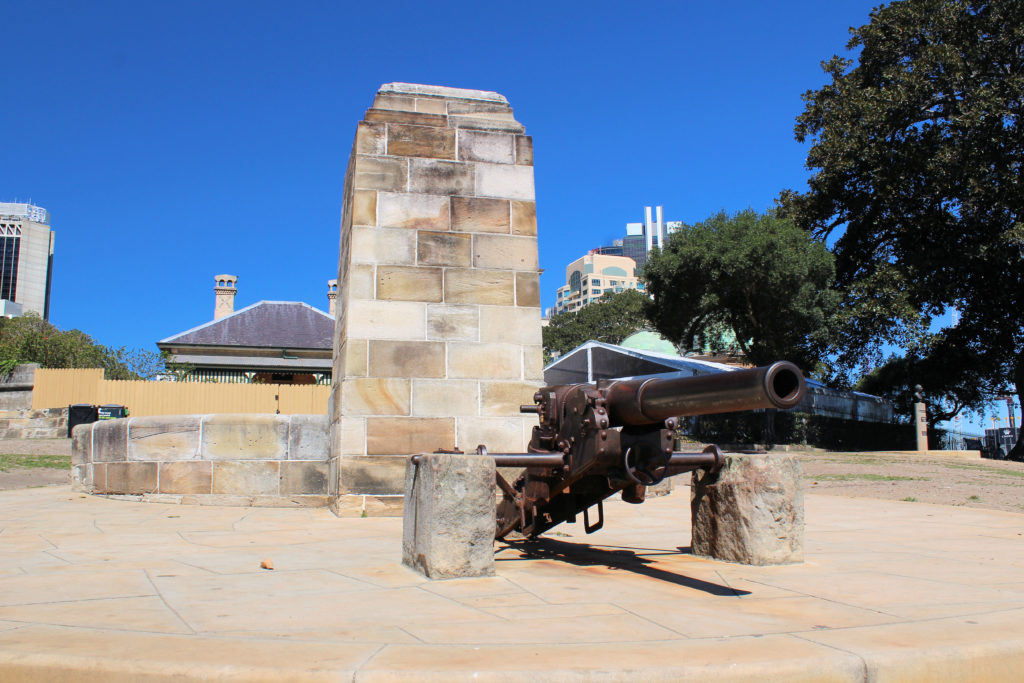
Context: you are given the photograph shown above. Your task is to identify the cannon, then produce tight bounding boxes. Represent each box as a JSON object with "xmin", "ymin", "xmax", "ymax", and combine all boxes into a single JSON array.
[{"xmin": 486, "ymin": 361, "xmax": 805, "ymax": 539}]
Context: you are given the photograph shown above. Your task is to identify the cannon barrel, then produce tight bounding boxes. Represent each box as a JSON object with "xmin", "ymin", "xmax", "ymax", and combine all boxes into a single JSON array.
[{"xmin": 603, "ymin": 361, "xmax": 805, "ymax": 426}]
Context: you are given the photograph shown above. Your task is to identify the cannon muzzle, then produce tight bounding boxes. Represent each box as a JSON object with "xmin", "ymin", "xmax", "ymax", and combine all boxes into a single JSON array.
[{"xmin": 603, "ymin": 361, "xmax": 805, "ymax": 426}]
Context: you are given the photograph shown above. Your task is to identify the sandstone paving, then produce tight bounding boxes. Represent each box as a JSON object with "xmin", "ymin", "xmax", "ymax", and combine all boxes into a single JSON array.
[{"xmin": 2, "ymin": 484, "xmax": 1024, "ymax": 680}]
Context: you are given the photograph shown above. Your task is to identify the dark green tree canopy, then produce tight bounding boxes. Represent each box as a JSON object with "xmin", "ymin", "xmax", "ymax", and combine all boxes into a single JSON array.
[
  {"xmin": 542, "ymin": 289, "xmax": 649, "ymax": 361},
  {"xmin": 782, "ymin": 0, "xmax": 1023, "ymax": 454},
  {"xmin": 642, "ymin": 209, "xmax": 838, "ymax": 373}
]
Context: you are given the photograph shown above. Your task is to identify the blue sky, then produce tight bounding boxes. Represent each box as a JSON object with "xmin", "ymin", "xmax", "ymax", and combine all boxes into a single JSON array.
[{"xmin": 16, "ymin": 0, "xmax": 998, "ymax": 431}]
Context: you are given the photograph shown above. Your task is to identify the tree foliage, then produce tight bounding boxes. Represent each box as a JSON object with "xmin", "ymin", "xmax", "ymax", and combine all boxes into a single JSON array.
[
  {"xmin": 542, "ymin": 289, "xmax": 649, "ymax": 361},
  {"xmin": 782, "ymin": 0, "xmax": 1024, "ymax": 455},
  {"xmin": 642, "ymin": 209, "xmax": 839, "ymax": 373},
  {"xmin": 0, "ymin": 314, "xmax": 164, "ymax": 380}
]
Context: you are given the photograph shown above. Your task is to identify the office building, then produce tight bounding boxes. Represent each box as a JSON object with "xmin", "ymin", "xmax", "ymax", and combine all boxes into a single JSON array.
[
  {"xmin": 554, "ymin": 252, "xmax": 642, "ymax": 314},
  {"xmin": 0, "ymin": 202, "xmax": 55, "ymax": 319}
]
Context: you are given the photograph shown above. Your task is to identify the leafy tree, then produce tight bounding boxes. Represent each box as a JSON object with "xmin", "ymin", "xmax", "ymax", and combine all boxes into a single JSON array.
[
  {"xmin": 782, "ymin": 0, "xmax": 1024, "ymax": 457},
  {"xmin": 543, "ymin": 289, "xmax": 649, "ymax": 361},
  {"xmin": 0, "ymin": 313, "xmax": 164, "ymax": 380},
  {"xmin": 642, "ymin": 209, "xmax": 839, "ymax": 373}
]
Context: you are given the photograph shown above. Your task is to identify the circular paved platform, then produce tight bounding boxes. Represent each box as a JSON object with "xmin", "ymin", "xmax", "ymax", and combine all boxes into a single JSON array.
[{"xmin": 1, "ymin": 485, "xmax": 1023, "ymax": 681}]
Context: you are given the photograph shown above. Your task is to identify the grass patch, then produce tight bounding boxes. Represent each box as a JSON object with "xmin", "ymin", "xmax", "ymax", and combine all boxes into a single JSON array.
[
  {"xmin": 902, "ymin": 497, "xmax": 917, "ymax": 502},
  {"xmin": 942, "ymin": 463, "xmax": 1024, "ymax": 478},
  {"xmin": 967, "ymin": 495, "xmax": 981, "ymax": 501},
  {"xmin": 0, "ymin": 454, "xmax": 71, "ymax": 472},
  {"xmin": 812, "ymin": 473, "xmax": 929, "ymax": 482}
]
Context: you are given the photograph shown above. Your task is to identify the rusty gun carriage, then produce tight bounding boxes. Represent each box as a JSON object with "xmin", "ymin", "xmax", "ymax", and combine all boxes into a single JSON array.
[{"xmin": 479, "ymin": 361, "xmax": 806, "ymax": 539}]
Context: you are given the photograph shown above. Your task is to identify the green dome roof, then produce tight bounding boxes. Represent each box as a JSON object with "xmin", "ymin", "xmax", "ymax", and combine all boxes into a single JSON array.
[{"xmin": 620, "ymin": 331, "xmax": 678, "ymax": 355}]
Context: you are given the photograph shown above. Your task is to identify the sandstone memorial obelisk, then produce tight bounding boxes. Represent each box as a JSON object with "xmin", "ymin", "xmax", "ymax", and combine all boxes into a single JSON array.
[{"xmin": 328, "ymin": 83, "xmax": 543, "ymax": 516}]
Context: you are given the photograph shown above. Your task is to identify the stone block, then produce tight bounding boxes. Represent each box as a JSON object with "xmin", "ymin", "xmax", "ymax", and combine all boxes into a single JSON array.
[
  {"xmin": 451, "ymin": 197, "xmax": 510, "ymax": 234},
  {"xmin": 103, "ymin": 462, "xmax": 158, "ymax": 495},
  {"xmin": 288, "ymin": 414, "xmax": 329, "ymax": 461},
  {"xmin": 402, "ymin": 453, "xmax": 496, "ymax": 579},
  {"xmin": 457, "ymin": 129, "xmax": 514, "ymax": 164},
  {"xmin": 200, "ymin": 414, "xmax": 288, "ymax": 461},
  {"xmin": 372, "ymin": 94, "xmax": 415, "ymax": 111},
  {"xmin": 352, "ymin": 190, "xmax": 377, "ymax": 226},
  {"xmin": 353, "ymin": 156, "xmax": 408, "ymax": 192},
  {"xmin": 417, "ymin": 231, "xmax": 471, "ymax": 267},
  {"xmin": 350, "ymin": 226, "xmax": 416, "ymax": 265},
  {"xmin": 341, "ymin": 378, "xmax": 411, "ymax": 416},
  {"xmin": 213, "ymin": 461, "xmax": 281, "ymax": 496},
  {"xmin": 377, "ymin": 265, "xmax": 443, "ymax": 302},
  {"xmin": 336, "ymin": 416, "xmax": 366, "ymax": 455},
  {"xmin": 346, "ymin": 300, "xmax": 427, "ymax": 340},
  {"xmin": 457, "ymin": 417, "xmax": 527, "ymax": 453},
  {"xmin": 354, "ymin": 121, "xmax": 386, "ymax": 155},
  {"xmin": 690, "ymin": 453, "xmax": 804, "ymax": 566},
  {"xmin": 71, "ymin": 423, "xmax": 92, "ymax": 466},
  {"xmin": 446, "ymin": 100, "xmax": 514, "ymax": 116},
  {"xmin": 280, "ymin": 461, "xmax": 330, "ymax": 495},
  {"xmin": 447, "ymin": 116, "xmax": 525, "ymax": 134},
  {"xmin": 447, "ymin": 343, "xmax": 522, "ymax": 379},
  {"xmin": 479, "ymin": 306, "xmax": 542, "ymax": 345},
  {"xmin": 427, "ymin": 304, "xmax": 479, "ymax": 341},
  {"xmin": 411, "ymin": 379, "xmax": 479, "ymax": 417},
  {"xmin": 443, "ymin": 269, "xmax": 514, "ymax": 305},
  {"xmin": 480, "ymin": 381, "xmax": 539, "ymax": 417},
  {"xmin": 339, "ymin": 339, "xmax": 368, "ymax": 377},
  {"xmin": 474, "ymin": 163, "xmax": 534, "ymax": 200},
  {"xmin": 367, "ymin": 110, "xmax": 448, "ymax": 128},
  {"xmin": 128, "ymin": 415, "xmax": 201, "ymax": 461},
  {"xmin": 515, "ymin": 135, "xmax": 533, "ymax": 165},
  {"xmin": 338, "ymin": 454, "xmax": 408, "ymax": 495},
  {"xmin": 158, "ymin": 461, "xmax": 212, "ymax": 494},
  {"xmin": 385, "ymin": 123, "xmax": 455, "ymax": 158},
  {"xmin": 515, "ymin": 271, "xmax": 540, "ymax": 307},
  {"xmin": 369, "ymin": 340, "xmax": 446, "ymax": 378},
  {"xmin": 414, "ymin": 97, "xmax": 446, "ymax": 114},
  {"xmin": 510, "ymin": 201, "xmax": 537, "ymax": 236},
  {"xmin": 92, "ymin": 463, "xmax": 106, "ymax": 492},
  {"xmin": 523, "ymin": 345, "xmax": 544, "ymax": 380},
  {"xmin": 378, "ymin": 192, "xmax": 450, "ymax": 231},
  {"xmin": 366, "ymin": 417, "xmax": 455, "ymax": 455},
  {"xmin": 92, "ymin": 419, "xmax": 128, "ymax": 462},
  {"xmin": 472, "ymin": 234, "xmax": 539, "ymax": 271},
  {"xmin": 346, "ymin": 264, "xmax": 376, "ymax": 299},
  {"xmin": 409, "ymin": 159, "xmax": 474, "ymax": 196}
]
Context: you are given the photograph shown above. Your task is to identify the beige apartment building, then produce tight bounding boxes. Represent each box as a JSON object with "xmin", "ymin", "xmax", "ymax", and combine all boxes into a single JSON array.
[
  {"xmin": 0, "ymin": 203, "xmax": 55, "ymax": 320},
  {"xmin": 554, "ymin": 252, "xmax": 642, "ymax": 314}
]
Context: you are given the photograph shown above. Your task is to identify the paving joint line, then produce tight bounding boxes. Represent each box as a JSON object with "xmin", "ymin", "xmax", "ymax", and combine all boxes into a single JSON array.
[{"xmin": 144, "ymin": 569, "xmax": 197, "ymax": 635}]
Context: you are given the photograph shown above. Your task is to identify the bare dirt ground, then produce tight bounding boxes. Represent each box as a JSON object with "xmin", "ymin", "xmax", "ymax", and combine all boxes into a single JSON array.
[
  {"xmin": 797, "ymin": 451, "xmax": 1024, "ymax": 514},
  {"xmin": 0, "ymin": 438, "xmax": 71, "ymax": 491}
]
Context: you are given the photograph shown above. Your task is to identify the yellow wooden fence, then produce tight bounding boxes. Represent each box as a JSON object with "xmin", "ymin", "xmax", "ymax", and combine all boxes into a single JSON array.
[{"xmin": 32, "ymin": 368, "xmax": 330, "ymax": 416}]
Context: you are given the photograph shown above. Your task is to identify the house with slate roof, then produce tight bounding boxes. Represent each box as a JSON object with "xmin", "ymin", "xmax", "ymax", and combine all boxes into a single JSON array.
[{"xmin": 157, "ymin": 275, "xmax": 336, "ymax": 385}]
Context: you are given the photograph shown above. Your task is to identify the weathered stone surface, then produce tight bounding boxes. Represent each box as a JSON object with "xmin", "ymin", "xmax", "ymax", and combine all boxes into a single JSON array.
[
  {"xmin": 378, "ymin": 192, "xmax": 449, "ymax": 231},
  {"xmin": 409, "ymin": 159, "xmax": 474, "ymax": 196},
  {"xmin": 369, "ymin": 340, "xmax": 446, "ymax": 378},
  {"xmin": 351, "ymin": 226, "xmax": 416, "ymax": 265},
  {"xmin": 288, "ymin": 415, "xmax": 329, "ymax": 461},
  {"xmin": 346, "ymin": 300, "xmax": 426, "ymax": 340},
  {"xmin": 71, "ymin": 423, "xmax": 92, "ymax": 466},
  {"xmin": 366, "ymin": 109, "xmax": 448, "ymax": 127},
  {"xmin": 201, "ymin": 415, "xmax": 288, "ymax": 461},
  {"xmin": 352, "ymin": 190, "xmax": 377, "ymax": 226},
  {"xmin": 417, "ymin": 231, "xmax": 471, "ymax": 267},
  {"xmin": 515, "ymin": 135, "xmax": 533, "ymax": 165},
  {"xmin": 280, "ymin": 461, "xmax": 330, "ymax": 495},
  {"xmin": 354, "ymin": 156, "xmax": 407, "ymax": 192},
  {"xmin": 472, "ymin": 234, "xmax": 538, "ymax": 271},
  {"xmin": 402, "ymin": 453, "xmax": 496, "ymax": 579},
  {"xmin": 341, "ymin": 378, "xmax": 411, "ymax": 416},
  {"xmin": 213, "ymin": 461, "xmax": 280, "ymax": 496},
  {"xmin": 339, "ymin": 339, "xmax": 368, "ymax": 377},
  {"xmin": 426, "ymin": 304, "xmax": 479, "ymax": 341},
  {"xmin": 457, "ymin": 129, "xmax": 514, "ymax": 164},
  {"xmin": 690, "ymin": 453, "xmax": 804, "ymax": 566},
  {"xmin": 523, "ymin": 345, "xmax": 544, "ymax": 380},
  {"xmin": 447, "ymin": 343, "xmax": 521, "ymax": 379},
  {"xmin": 451, "ymin": 197, "xmax": 510, "ymax": 234},
  {"xmin": 377, "ymin": 265, "xmax": 443, "ymax": 302},
  {"xmin": 102, "ymin": 462, "xmax": 158, "ymax": 495},
  {"xmin": 92, "ymin": 419, "xmax": 128, "ymax": 462},
  {"xmin": 479, "ymin": 306, "xmax": 542, "ymax": 345},
  {"xmin": 480, "ymin": 382, "xmax": 538, "ymax": 417},
  {"xmin": 515, "ymin": 272, "xmax": 540, "ymax": 307},
  {"xmin": 354, "ymin": 121, "xmax": 386, "ymax": 155},
  {"xmin": 366, "ymin": 417, "xmax": 455, "ymax": 455},
  {"xmin": 128, "ymin": 416, "xmax": 201, "ymax": 461},
  {"xmin": 158, "ymin": 461, "xmax": 212, "ymax": 494},
  {"xmin": 457, "ymin": 416, "xmax": 527, "ymax": 453},
  {"xmin": 475, "ymin": 163, "xmax": 534, "ymax": 200},
  {"xmin": 338, "ymin": 455, "xmax": 407, "ymax": 495},
  {"xmin": 443, "ymin": 269, "xmax": 514, "ymax": 305},
  {"xmin": 411, "ymin": 379, "xmax": 479, "ymax": 417},
  {"xmin": 510, "ymin": 201, "xmax": 537, "ymax": 236},
  {"xmin": 385, "ymin": 123, "xmax": 455, "ymax": 158}
]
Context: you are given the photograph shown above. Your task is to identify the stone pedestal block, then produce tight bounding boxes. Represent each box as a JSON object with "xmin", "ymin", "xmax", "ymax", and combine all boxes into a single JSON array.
[
  {"xmin": 690, "ymin": 453, "xmax": 804, "ymax": 565},
  {"xmin": 402, "ymin": 453, "xmax": 495, "ymax": 579}
]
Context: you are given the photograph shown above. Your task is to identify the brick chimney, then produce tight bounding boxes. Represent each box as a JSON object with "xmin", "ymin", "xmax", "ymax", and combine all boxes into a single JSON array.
[
  {"xmin": 327, "ymin": 279, "xmax": 338, "ymax": 317},
  {"xmin": 214, "ymin": 274, "xmax": 237, "ymax": 319}
]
